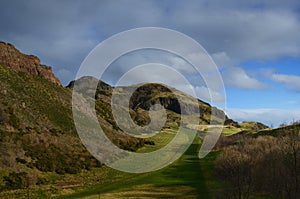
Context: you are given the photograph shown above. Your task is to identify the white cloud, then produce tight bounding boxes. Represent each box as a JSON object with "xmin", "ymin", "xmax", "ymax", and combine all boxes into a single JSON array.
[
  {"xmin": 211, "ymin": 51, "xmax": 232, "ymax": 68},
  {"xmin": 271, "ymin": 74, "xmax": 300, "ymax": 92},
  {"xmin": 175, "ymin": 84, "xmax": 225, "ymax": 103},
  {"xmin": 195, "ymin": 86, "xmax": 225, "ymax": 102},
  {"xmin": 116, "ymin": 63, "xmax": 182, "ymax": 86},
  {"xmin": 157, "ymin": 53, "xmax": 198, "ymax": 74},
  {"xmin": 223, "ymin": 67, "xmax": 267, "ymax": 90},
  {"xmin": 226, "ymin": 108, "xmax": 300, "ymax": 127},
  {"xmin": 108, "ymin": 50, "xmax": 198, "ymax": 77}
]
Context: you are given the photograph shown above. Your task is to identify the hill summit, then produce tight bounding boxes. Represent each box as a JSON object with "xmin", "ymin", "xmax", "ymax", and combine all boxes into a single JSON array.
[{"xmin": 0, "ymin": 41, "xmax": 60, "ymax": 85}]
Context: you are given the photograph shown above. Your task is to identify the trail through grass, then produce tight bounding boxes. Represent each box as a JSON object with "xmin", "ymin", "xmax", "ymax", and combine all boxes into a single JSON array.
[{"xmin": 59, "ymin": 131, "xmax": 220, "ymax": 199}]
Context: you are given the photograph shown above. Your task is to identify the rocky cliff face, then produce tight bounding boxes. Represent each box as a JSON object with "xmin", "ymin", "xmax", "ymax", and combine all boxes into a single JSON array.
[{"xmin": 0, "ymin": 41, "xmax": 61, "ymax": 85}]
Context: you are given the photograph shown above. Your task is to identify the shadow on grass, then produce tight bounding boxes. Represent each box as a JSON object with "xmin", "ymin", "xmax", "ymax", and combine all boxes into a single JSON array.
[
  {"xmin": 59, "ymin": 137, "xmax": 213, "ymax": 199},
  {"xmin": 160, "ymin": 140, "xmax": 211, "ymax": 198}
]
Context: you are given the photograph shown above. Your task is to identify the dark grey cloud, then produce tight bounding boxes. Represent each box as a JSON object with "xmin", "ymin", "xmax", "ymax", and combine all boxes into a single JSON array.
[{"xmin": 1, "ymin": 0, "xmax": 300, "ymax": 85}]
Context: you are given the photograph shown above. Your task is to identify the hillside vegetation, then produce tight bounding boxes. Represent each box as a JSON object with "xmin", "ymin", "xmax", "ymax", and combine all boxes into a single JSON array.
[
  {"xmin": 0, "ymin": 64, "xmax": 145, "ymax": 192},
  {"xmin": 0, "ymin": 41, "xmax": 231, "ymax": 197}
]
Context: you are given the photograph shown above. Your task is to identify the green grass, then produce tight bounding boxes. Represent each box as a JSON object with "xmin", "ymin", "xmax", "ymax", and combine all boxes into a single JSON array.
[
  {"xmin": 137, "ymin": 129, "xmax": 177, "ymax": 153},
  {"xmin": 57, "ymin": 135, "xmax": 222, "ymax": 199},
  {"xmin": 0, "ymin": 64, "xmax": 75, "ymax": 133},
  {"xmin": 221, "ymin": 125, "xmax": 243, "ymax": 136}
]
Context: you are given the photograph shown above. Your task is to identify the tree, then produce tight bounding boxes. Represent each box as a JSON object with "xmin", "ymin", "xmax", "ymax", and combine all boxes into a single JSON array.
[
  {"xmin": 214, "ymin": 133, "xmax": 300, "ymax": 198},
  {"xmin": 278, "ymin": 132, "xmax": 300, "ymax": 198},
  {"xmin": 215, "ymin": 143, "xmax": 254, "ymax": 199}
]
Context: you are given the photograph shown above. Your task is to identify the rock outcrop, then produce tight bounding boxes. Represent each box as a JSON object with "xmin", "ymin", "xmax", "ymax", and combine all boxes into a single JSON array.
[{"xmin": 0, "ymin": 41, "xmax": 61, "ymax": 85}]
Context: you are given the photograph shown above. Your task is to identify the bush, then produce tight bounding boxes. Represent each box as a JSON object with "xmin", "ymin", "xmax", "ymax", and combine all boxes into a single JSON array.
[
  {"xmin": 0, "ymin": 109, "xmax": 7, "ymax": 125},
  {"xmin": 16, "ymin": 157, "xmax": 27, "ymax": 164},
  {"xmin": 36, "ymin": 177, "xmax": 48, "ymax": 185},
  {"xmin": 215, "ymin": 133, "xmax": 300, "ymax": 198},
  {"xmin": 7, "ymin": 107, "xmax": 20, "ymax": 128},
  {"xmin": 3, "ymin": 172, "xmax": 27, "ymax": 190},
  {"xmin": 144, "ymin": 139, "xmax": 155, "ymax": 145}
]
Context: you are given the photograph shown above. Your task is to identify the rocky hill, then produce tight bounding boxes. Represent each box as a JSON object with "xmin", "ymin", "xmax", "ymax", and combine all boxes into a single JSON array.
[
  {"xmin": 0, "ymin": 41, "xmax": 60, "ymax": 85},
  {"xmin": 0, "ymin": 43, "xmax": 148, "ymax": 192}
]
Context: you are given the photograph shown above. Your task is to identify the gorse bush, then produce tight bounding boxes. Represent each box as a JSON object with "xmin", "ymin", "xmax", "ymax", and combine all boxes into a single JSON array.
[
  {"xmin": 0, "ymin": 105, "xmax": 7, "ymax": 125},
  {"xmin": 25, "ymin": 143, "xmax": 100, "ymax": 174},
  {"xmin": 215, "ymin": 132, "xmax": 300, "ymax": 199},
  {"xmin": 3, "ymin": 172, "xmax": 27, "ymax": 190}
]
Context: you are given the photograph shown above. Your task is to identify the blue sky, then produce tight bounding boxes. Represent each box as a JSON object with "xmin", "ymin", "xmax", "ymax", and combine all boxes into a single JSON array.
[{"xmin": 1, "ymin": 0, "xmax": 300, "ymax": 126}]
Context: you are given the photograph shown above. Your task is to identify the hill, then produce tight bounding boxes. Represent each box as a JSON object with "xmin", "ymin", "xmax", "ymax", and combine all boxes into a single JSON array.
[
  {"xmin": 254, "ymin": 123, "xmax": 300, "ymax": 137},
  {"xmin": 0, "ymin": 41, "xmax": 60, "ymax": 85},
  {"xmin": 0, "ymin": 41, "xmax": 230, "ymax": 195}
]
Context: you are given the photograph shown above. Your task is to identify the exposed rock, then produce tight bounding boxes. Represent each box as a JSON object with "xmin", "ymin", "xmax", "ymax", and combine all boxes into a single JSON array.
[
  {"xmin": 0, "ymin": 41, "xmax": 61, "ymax": 85},
  {"xmin": 128, "ymin": 83, "xmax": 215, "ymax": 116},
  {"xmin": 21, "ymin": 102, "xmax": 26, "ymax": 109}
]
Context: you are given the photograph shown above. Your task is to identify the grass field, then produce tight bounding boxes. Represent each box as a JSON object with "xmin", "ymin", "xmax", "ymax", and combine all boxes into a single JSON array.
[
  {"xmin": 58, "ymin": 131, "xmax": 222, "ymax": 199},
  {"xmin": 0, "ymin": 129, "xmax": 274, "ymax": 198}
]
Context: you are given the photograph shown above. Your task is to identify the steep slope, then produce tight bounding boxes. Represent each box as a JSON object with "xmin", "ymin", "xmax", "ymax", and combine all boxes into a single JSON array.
[
  {"xmin": 0, "ymin": 41, "xmax": 60, "ymax": 85},
  {"xmin": 0, "ymin": 46, "xmax": 143, "ymax": 191},
  {"xmin": 0, "ymin": 63, "xmax": 98, "ymax": 189},
  {"xmin": 0, "ymin": 63, "xmax": 73, "ymax": 133},
  {"xmin": 0, "ymin": 63, "xmax": 147, "ymax": 187}
]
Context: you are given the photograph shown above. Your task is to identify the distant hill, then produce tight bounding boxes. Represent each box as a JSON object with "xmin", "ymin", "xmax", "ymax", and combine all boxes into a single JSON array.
[
  {"xmin": 239, "ymin": 121, "xmax": 269, "ymax": 131},
  {"xmin": 254, "ymin": 123, "xmax": 300, "ymax": 137}
]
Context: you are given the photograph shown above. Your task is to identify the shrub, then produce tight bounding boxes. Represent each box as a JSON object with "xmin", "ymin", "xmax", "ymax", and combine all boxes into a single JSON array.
[
  {"xmin": 215, "ymin": 133, "xmax": 300, "ymax": 198},
  {"xmin": 6, "ymin": 107, "xmax": 20, "ymax": 128},
  {"xmin": 0, "ymin": 109, "xmax": 7, "ymax": 125},
  {"xmin": 16, "ymin": 157, "xmax": 27, "ymax": 164},
  {"xmin": 3, "ymin": 172, "xmax": 27, "ymax": 190},
  {"xmin": 36, "ymin": 177, "xmax": 48, "ymax": 185}
]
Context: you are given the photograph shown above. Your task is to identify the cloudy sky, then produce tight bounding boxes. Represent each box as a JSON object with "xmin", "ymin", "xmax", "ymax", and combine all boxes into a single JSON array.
[{"xmin": 1, "ymin": 0, "xmax": 300, "ymax": 126}]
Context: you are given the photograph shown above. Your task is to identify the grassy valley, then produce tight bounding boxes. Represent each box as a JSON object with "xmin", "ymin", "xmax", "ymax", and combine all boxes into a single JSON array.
[
  {"xmin": 0, "ymin": 42, "xmax": 299, "ymax": 198},
  {"xmin": 58, "ymin": 135, "xmax": 220, "ymax": 199}
]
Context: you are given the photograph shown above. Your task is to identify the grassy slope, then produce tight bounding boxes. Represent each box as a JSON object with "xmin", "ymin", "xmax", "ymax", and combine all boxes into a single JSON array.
[
  {"xmin": 0, "ymin": 64, "xmax": 74, "ymax": 133},
  {"xmin": 57, "ymin": 133, "xmax": 221, "ymax": 199},
  {"xmin": 254, "ymin": 123, "xmax": 300, "ymax": 137},
  {"xmin": 192, "ymin": 121, "xmax": 270, "ymax": 137},
  {"xmin": 0, "ymin": 64, "xmax": 143, "ymax": 195}
]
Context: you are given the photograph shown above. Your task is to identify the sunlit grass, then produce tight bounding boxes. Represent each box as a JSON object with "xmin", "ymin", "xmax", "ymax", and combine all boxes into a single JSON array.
[{"xmin": 58, "ymin": 135, "xmax": 222, "ymax": 199}]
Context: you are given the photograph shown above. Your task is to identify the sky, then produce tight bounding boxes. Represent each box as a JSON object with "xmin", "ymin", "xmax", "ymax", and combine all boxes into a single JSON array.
[{"xmin": 1, "ymin": 0, "xmax": 300, "ymax": 126}]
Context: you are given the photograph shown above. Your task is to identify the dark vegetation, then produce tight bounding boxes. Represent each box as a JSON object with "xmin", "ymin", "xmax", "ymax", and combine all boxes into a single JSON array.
[
  {"xmin": 3, "ymin": 172, "xmax": 29, "ymax": 190},
  {"xmin": 215, "ymin": 131, "xmax": 300, "ymax": 199},
  {"xmin": 0, "ymin": 64, "xmax": 145, "ymax": 192}
]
